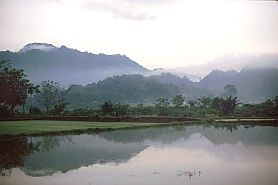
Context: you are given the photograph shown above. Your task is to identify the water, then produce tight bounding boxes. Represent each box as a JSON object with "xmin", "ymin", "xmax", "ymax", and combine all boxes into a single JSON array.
[{"xmin": 1, "ymin": 125, "xmax": 278, "ymax": 185}]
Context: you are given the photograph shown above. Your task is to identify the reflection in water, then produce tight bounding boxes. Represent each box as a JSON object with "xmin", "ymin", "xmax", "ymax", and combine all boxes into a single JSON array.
[
  {"xmin": 0, "ymin": 137, "xmax": 35, "ymax": 176},
  {"xmin": 0, "ymin": 124, "xmax": 278, "ymax": 185},
  {"xmin": 22, "ymin": 134, "xmax": 146, "ymax": 177}
]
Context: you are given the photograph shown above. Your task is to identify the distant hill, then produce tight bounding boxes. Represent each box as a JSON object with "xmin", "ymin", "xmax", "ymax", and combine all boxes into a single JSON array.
[
  {"xmin": 198, "ymin": 68, "xmax": 278, "ymax": 102},
  {"xmin": 65, "ymin": 74, "xmax": 180, "ymax": 106},
  {"xmin": 0, "ymin": 43, "xmax": 149, "ymax": 86},
  {"xmin": 67, "ymin": 69, "xmax": 278, "ymax": 105},
  {"xmin": 147, "ymin": 69, "xmax": 278, "ymax": 103},
  {"xmin": 148, "ymin": 72, "xmax": 213, "ymax": 99},
  {"xmin": 198, "ymin": 69, "xmax": 239, "ymax": 92}
]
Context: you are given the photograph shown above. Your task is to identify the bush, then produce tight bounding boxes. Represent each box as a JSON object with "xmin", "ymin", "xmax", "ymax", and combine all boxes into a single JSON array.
[
  {"xmin": 0, "ymin": 105, "xmax": 10, "ymax": 117},
  {"xmin": 90, "ymin": 113, "xmax": 102, "ymax": 119},
  {"xmin": 31, "ymin": 107, "xmax": 41, "ymax": 115}
]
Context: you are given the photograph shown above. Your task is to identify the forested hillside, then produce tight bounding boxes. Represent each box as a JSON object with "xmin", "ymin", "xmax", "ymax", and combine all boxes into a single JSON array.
[
  {"xmin": 65, "ymin": 74, "xmax": 180, "ymax": 107},
  {"xmin": 0, "ymin": 43, "xmax": 148, "ymax": 85}
]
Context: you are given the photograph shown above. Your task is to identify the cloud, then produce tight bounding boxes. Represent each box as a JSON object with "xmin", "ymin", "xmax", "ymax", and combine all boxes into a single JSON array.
[
  {"xmin": 42, "ymin": 0, "xmax": 178, "ymax": 21},
  {"xmin": 123, "ymin": 0, "xmax": 178, "ymax": 6},
  {"xmin": 84, "ymin": 1, "xmax": 156, "ymax": 21},
  {"xmin": 81, "ymin": 0, "xmax": 179, "ymax": 21}
]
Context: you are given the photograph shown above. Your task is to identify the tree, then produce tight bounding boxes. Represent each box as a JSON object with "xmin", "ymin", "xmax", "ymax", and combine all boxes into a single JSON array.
[
  {"xmin": 155, "ymin": 98, "xmax": 170, "ymax": 116},
  {"xmin": 172, "ymin": 95, "xmax": 185, "ymax": 108},
  {"xmin": 114, "ymin": 103, "xmax": 129, "ymax": 116},
  {"xmin": 198, "ymin": 96, "xmax": 212, "ymax": 108},
  {"xmin": 99, "ymin": 100, "xmax": 114, "ymax": 115},
  {"xmin": 211, "ymin": 96, "xmax": 238, "ymax": 116},
  {"xmin": 130, "ymin": 104, "xmax": 155, "ymax": 116},
  {"xmin": 224, "ymin": 84, "xmax": 238, "ymax": 97},
  {"xmin": 187, "ymin": 100, "xmax": 198, "ymax": 107},
  {"xmin": 52, "ymin": 102, "xmax": 68, "ymax": 115},
  {"xmin": 210, "ymin": 97, "xmax": 222, "ymax": 110},
  {"xmin": 37, "ymin": 80, "xmax": 64, "ymax": 114},
  {"xmin": 219, "ymin": 96, "xmax": 238, "ymax": 116},
  {"xmin": 0, "ymin": 60, "xmax": 38, "ymax": 116},
  {"xmin": 273, "ymin": 96, "xmax": 278, "ymax": 115}
]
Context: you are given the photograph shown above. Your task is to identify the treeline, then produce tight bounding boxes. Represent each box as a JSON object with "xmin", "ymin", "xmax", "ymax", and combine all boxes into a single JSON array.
[
  {"xmin": 1, "ymin": 60, "xmax": 278, "ymax": 118},
  {"xmin": 60, "ymin": 95, "xmax": 278, "ymax": 118}
]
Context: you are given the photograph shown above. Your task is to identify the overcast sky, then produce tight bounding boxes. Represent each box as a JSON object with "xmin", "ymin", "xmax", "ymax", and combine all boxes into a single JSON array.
[{"xmin": 0, "ymin": 0, "xmax": 277, "ymax": 69}]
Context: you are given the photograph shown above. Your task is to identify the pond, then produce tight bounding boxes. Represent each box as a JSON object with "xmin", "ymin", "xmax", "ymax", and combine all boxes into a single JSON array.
[{"xmin": 1, "ymin": 124, "xmax": 278, "ymax": 185}]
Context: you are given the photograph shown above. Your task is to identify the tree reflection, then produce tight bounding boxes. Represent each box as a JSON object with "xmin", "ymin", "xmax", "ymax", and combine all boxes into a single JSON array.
[
  {"xmin": 0, "ymin": 135, "xmax": 71, "ymax": 176},
  {"xmin": 0, "ymin": 137, "xmax": 37, "ymax": 176}
]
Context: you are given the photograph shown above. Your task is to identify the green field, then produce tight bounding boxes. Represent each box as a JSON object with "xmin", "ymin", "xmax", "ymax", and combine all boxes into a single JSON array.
[{"xmin": 0, "ymin": 120, "xmax": 167, "ymax": 136}]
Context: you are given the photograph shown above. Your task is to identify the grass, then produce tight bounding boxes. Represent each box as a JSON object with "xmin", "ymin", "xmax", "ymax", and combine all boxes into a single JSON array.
[
  {"xmin": 0, "ymin": 120, "xmax": 171, "ymax": 136},
  {"xmin": 1, "ymin": 118, "xmax": 277, "ymax": 136}
]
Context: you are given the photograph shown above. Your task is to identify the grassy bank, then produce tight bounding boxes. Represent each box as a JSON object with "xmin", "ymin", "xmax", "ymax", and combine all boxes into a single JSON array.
[
  {"xmin": 0, "ymin": 116, "xmax": 199, "ymax": 123},
  {"xmin": 0, "ymin": 120, "xmax": 179, "ymax": 136},
  {"xmin": 1, "ymin": 118, "xmax": 277, "ymax": 136}
]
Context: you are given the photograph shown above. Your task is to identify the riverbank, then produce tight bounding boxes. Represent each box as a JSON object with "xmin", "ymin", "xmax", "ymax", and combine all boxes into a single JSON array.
[
  {"xmin": 0, "ymin": 120, "xmax": 186, "ymax": 136},
  {"xmin": 1, "ymin": 118, "xmax": 278, "ymax": 136},
  {"xmin": 0, "ymin": 116, "xmax": 199, "ymax": 123},
  {"xmin": 215, "ymin": 118, "xmax": 278, "ymax": 126}
]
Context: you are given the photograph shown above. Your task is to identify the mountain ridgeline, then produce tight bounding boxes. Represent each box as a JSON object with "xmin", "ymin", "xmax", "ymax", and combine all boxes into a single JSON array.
[
  {"xmin": 0, "ymin": 43, "xmax": 148, "ymax": 85},
  {"xmin": 1, "ymin": 43, "xmax": 278, "ymax": 104}
]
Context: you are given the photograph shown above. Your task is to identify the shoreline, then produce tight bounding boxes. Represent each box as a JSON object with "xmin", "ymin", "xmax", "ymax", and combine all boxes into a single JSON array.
[
  {"xmin": 0, "ymin": 118, "xmax": 277, "ymax": 137},
  {"xmin": 0, "ymin": 120, "xmax": 190, "ymax": 137}
]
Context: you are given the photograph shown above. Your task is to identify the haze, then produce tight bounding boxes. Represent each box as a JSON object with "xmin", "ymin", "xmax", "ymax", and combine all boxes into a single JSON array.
[{"xmin": 0, "ymin": 0, "xmax": 278, "ymax": 69}]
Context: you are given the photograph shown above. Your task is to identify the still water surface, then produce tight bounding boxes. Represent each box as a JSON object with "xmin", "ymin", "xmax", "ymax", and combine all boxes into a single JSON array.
[{"xmin": 1, "ymin": 125, "xmax": 278, "ymax": 185}]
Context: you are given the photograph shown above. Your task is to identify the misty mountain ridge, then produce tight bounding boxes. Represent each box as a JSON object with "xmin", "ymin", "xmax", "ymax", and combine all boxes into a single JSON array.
[
  {"xmin": 198, "ymin": 68, "xmax": 278, "ymax": 102},
  {"xmin": 0, "ymin": 43, "xmax": 149, "ymax": 85},
  {"xmin": 173, "ymin": 53, "xmax": 278, "ymax": 78},
  {"xmin": 63, "ymin": 67, "xmax": 278, "ymax": 105},
  {"xmin": 1, "ymin": 43, "xmax": 278, "ymax": 103},
  {"xmin": 19, "ymin": 43, "xmax": 57, "ymax": 53}
]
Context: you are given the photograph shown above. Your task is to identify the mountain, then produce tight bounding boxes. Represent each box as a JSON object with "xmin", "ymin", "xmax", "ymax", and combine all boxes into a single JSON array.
[
  {"xmin": 174, "ymin": 53, "xmax": 278, "ymax": 77},
  {"xmin": 198, "ymin": 69, "xmax": 239, "ymax": 92},
  {"xmin": 198, "ymin": 68, "xmax": 278, "ymax": 102},
  {"xmin": 0, "ymin": 43, "xmax": 149, "ymax": 86},
  {"xmin": 1, "ymin": 43, "xmax": 277, "ymax": 103}
]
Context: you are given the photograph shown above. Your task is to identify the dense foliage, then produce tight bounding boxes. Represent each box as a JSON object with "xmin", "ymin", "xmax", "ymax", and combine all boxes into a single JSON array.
[
  {"xmin": 35, "ymin": 80, "xmax": 66, "ymax": 114},
  {"xmin": 61, "ymin": 95, "xmax": 278, "ymax": 118},
  {"xmin": 0, "ymin": 60, "xmax": 38, "ymax": 116},
  {"xmin": 65, "ymin": 74, "xmax": 180, "ymax": 106},
  {"xmin": 235, "ymin": 96, "xmax": 278, "ymax": 117}
]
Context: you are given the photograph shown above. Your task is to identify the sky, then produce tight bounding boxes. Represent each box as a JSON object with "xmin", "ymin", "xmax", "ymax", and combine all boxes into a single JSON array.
[{"xmin": 0, "ymin": 0, "xmax": 278, "ymax": 69}]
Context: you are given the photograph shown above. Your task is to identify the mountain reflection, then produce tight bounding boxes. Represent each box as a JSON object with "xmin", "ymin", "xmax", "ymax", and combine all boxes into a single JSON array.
[{"xmin": 0, "ymin": 124, "xmax": 278, "ymax": 177}]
